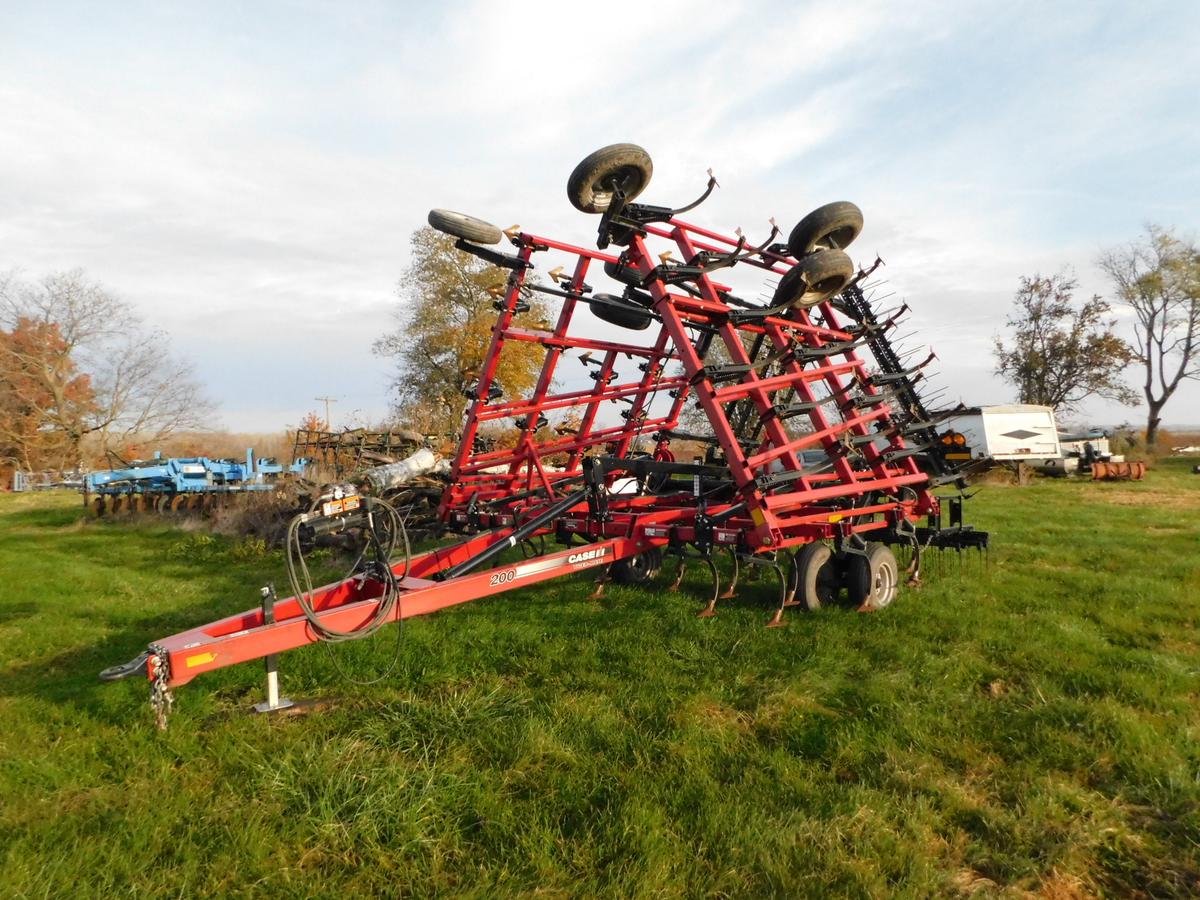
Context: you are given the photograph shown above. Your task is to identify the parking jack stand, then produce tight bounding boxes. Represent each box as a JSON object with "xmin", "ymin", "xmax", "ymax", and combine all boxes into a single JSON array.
[{"xmin": 253, "ymin": 584, "xmax": 294, "ymax": 714}]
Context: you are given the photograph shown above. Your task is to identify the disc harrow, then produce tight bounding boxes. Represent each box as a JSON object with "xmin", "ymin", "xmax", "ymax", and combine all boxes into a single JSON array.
[{"xmin": 85, "ymin": 449, "xmax": 310, "ymax": 517}]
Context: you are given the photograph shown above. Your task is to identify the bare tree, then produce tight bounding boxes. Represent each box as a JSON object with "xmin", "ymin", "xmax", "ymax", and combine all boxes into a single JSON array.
[
  {"xmin": 993, "ymin": 272, "xmax": 1135, "ymax": 412},
  {"xmin": 0, "ymin": 269, "xmax": 214, "ymax": 465},
  {"xmin": 1098, "ymin": 226, "xmax": 1200, "ymax": 446}
]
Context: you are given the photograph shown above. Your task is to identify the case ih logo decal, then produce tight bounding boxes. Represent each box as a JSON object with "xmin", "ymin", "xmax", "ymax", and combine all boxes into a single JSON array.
[
  {"xmin": 488, "ymin": 545, "xmax": 611, "ymax": 587},
  {"xmin": 567, "ymin": 547, "xmax": 608, "ymax": 565}
]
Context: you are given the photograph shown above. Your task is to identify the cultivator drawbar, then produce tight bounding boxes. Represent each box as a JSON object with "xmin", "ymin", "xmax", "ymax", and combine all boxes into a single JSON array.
[{"xmin": 102, "ymin": 144, "xmax": 987, "ymax": 727}]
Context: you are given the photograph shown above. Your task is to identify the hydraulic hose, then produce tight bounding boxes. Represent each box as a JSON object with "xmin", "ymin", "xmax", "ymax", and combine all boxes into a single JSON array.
[{"xmin": 284, "ymin": 495, "xmax": 411, "ymax": 643}]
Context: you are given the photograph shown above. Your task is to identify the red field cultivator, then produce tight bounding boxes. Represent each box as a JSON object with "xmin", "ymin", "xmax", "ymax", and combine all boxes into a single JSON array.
[{"xmin": 102, "ymin": 144, "xmax": 987, "ymax": 728}]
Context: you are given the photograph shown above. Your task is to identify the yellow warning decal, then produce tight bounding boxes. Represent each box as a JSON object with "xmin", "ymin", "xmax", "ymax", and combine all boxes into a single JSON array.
[
  {"xmin": 185, "ymin": 652, "xmax": 217, "ymax": 668},
  {"xmin": 829, "ymin": 513, "xmax": 843, "ymax": 523},
  {"xmin": 750, "ymin": 507, "xmax": 766, "ymax": 526}
]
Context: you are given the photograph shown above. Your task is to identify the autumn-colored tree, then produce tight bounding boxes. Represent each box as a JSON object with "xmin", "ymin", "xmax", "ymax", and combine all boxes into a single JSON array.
[
  {"xmin": 373, "ymin": 228, "xmax": 552, "ymax": 434},
  {"xmin": 1098, "ymin": 226, "xmax": 1200, "ymax": 446},
  {"xmin": 0, "ymin": 270, "xmax": 214, "ymax": 466},
  {"xmin": 0, "ymin": 317, "xmax": 96, "ymax": 470},
  {"xmin": 992, "ymin": 272, "xmax": 1135, "ymax": 412},
  {"xmin": 297, "ymin": 410, "xmax": 327, "ymax": 433}
]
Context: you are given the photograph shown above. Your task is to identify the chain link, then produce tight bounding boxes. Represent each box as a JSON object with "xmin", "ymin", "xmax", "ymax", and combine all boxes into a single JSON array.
[{"xmin": 148, "ymin": 643, "xmax": 173, "ymax": 730}]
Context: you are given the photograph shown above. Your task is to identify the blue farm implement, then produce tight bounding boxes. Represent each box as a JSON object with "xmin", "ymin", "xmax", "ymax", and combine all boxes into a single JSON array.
[{"xmin": 85, "ymin": 449, "xmax": 309, "ymax": 515}]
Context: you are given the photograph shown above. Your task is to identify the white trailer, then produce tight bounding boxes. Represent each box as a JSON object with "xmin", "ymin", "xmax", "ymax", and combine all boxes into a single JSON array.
[{"xmin": 935, "ymin": 404, "xmax": 1073, "ymax": 474}]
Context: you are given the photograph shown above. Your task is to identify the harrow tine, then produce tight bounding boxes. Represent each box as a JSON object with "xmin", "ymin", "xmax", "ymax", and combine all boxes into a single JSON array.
[
  {"xmin": 669, "ymin": 553, "xmax": 687, "ymax": 592},
  {"xmin": 763, "ymin": 561, "xmax": 789, "ymax": 628},
  {"xmin": 718, "ymin": 548, "xmax": 740, "ymax": 600},
  {"xmin": 699, "ymin": 555, "xmax": 721, "ymax": 616},
  {"xmin": 782, "ymin": 551, "xmax": 801, "ymax": 607},
  {"xmin": 589, "ymin": 566, "xmax": 609, "ymax": 600}
]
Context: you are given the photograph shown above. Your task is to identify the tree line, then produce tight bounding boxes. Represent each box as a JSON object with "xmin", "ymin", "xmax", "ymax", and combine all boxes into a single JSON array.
[
  {"xmin": 0, "ymin": 270, "xmax": 211, "ymax": 471},
  {"xmin": 6, "ymin": 221, "xmax": 1191, "ymax": 474},
  {"xmin": 994, "ymin": 225, "xmax": 1198, "ymax": 445}
]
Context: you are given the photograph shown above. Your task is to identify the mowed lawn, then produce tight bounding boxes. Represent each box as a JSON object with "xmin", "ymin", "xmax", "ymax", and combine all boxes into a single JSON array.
[{"xmin": 1, "ymin": 462, "xmax": 1198, "ymax": 898}]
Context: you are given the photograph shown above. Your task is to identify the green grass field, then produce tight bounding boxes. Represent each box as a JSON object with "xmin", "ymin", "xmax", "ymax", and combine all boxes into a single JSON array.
[{"xmin": 1, "ymin": 462, "xmax": 1198, "ymax": 898}]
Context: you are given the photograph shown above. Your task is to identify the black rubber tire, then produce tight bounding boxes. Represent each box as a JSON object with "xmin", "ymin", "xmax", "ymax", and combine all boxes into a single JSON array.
[
  {"xmin": 427, "ymin": 209, "xmax": 503, "ymax": 245},
  {"xmin": 846, "ymin": 543, "xmax": 899, "ymax": 611},
  {"xmin": 772, "ymin": 249, "xmax": 855, "ymax": 308},
  {"xmin": 787, "ymin": 201, "xmax": 864, "ymax": 257},
  {"xmin": 611, "ymin": 549, "xmax": 663, "ymax": 585},
  {"xmin": 794, "ymin": 542, "xmax": 844, "ymax": 610},
  {"xmin": 567, "ymin": 143, "xmax": 653, "ymax": 214},
  {"xmin": 604, "ymin": 260, "xmax": 644, "ymax": 287},
  {"xmin": 589, "ymin": 293, "xmax": 653, "ymax": 330}
]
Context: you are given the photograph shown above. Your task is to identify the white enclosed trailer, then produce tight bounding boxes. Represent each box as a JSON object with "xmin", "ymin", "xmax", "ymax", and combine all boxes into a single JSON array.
[{"xmin": 934, "ymin": 404, "xmax": 1073, "ymax": 474}]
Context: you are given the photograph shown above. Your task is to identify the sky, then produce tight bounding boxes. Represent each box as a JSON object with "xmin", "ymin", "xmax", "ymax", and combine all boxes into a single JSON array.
[{"xmin": 2, "ymin": 0, "xmax": 1198, "ymax": 433}]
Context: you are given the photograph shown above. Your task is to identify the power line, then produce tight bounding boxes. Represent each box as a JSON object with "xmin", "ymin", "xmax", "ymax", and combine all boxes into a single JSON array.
[{"xmin": 315, "ymin": 396, "xmax": 337, "ymax": 429}]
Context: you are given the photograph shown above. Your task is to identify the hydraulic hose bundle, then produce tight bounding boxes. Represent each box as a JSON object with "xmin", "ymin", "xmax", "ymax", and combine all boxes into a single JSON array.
[{"xmin": 285, "ymin": 492, "xmax": 410, "ymax": 644}]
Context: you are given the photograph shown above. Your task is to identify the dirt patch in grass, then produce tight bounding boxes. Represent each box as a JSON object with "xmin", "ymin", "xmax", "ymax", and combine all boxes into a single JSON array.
[
  {"xmin": 951, "ymin": 868, "xmax": 998, "ymax": 895},
  {"xmin": 1035, "ymin": 868, "xmax": 1091, "ymax": 899},
  {"xmin": 674, "ymin": 697, "xmax": 752, "ymax": 734},
  {"xmin": 1080, "ymin": 488, "xmax": 1198, "ymax": 509}
]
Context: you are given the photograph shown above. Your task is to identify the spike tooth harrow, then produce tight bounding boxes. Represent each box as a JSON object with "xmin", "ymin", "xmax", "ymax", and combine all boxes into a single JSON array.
[{"xmin": 102, "ymin": 145, "xmax": 987, "ymax": 723}]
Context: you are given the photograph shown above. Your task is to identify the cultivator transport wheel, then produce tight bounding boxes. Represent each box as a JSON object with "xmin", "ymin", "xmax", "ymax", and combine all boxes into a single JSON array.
[
  {"xmin": 611, "ymin": 548, "xmax": 664, "ymax": 585},
  {"xmin": 787, "ymin": 201, "xmax": 864, "ymax": 256},
  {"xmin": 567, "ymin": 143, "xmax": 654, "ymax": 213},
  {"xmin": 772, "ymin": 248, "xmax": 856, "ymax": 308},
  {"xmin": 794, "ymin": 542, "xmax": 843, "ymax": 611},
  {"xmin": 427, "ymin": 209, "xmax": 503, "ymax": 245},
  {"xmin": 847, "ymin": 544, "xmax": 899, "ymax": 611},
  {"xmin": 603, "ymin": 259, "xmax": 643, "ymax": 287},
  {"xmin": 588, "ymin": 293, "xmax": 654, "ymax": 330}
]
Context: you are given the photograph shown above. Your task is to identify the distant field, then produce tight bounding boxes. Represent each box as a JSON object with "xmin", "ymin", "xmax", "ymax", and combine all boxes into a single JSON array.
[{"xmin": 1, "ymin": 461, "xmax": 1198, "ymax": 897}]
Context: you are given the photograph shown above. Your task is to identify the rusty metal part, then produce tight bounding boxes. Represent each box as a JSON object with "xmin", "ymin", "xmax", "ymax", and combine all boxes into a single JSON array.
[{"xmin": 1091, "ymin": 461, "xmax": 1146, "ymax": 481}]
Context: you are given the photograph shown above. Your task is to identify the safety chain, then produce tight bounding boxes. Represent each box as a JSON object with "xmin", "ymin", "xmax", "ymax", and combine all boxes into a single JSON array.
[{"xmin": 148, "ymin": 643, "xmax": 173, "ymax": 731}]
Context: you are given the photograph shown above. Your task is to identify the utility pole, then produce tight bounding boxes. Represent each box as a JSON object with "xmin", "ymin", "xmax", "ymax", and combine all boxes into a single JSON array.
[{"xmin": 315, "ymin": 396, "xmax": 337, "ymax": 429}]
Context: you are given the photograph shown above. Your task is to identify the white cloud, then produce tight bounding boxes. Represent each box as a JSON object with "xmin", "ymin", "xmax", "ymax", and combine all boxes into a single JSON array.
[{"xmin": 1, "ymin": 0, "xmax": 1197, "ymax": 433}]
